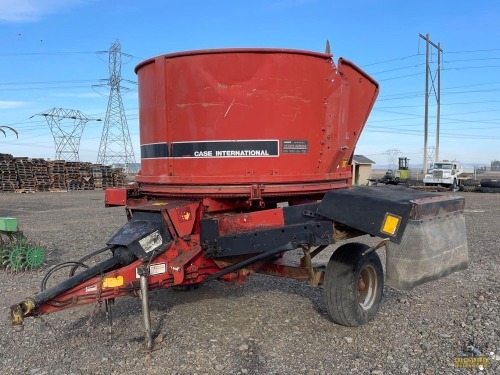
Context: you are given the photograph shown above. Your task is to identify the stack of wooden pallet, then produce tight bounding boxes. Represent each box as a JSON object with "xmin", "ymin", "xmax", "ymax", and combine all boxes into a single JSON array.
[
  {"xmin": 78, "ymin": 162, "xmax": 94, "ymax": 190},
  {"xmin": 31, "ymin": 159, "xmax": 51, "ymax": 191},
  {"xmin": 14, "ymin": 158, "xmax": 36, "ymax": 193},
  {"xmin": 80, "ymin": 176, "xmax": 94, "ymax": 190},
  {"xmin": 90, "ymin": 164, "xmax": 103, "ymax": 189},
  {"xmin": 112, "ymin": 168, "xmax": 127, "ymax": 187},
  {"xmin": 0, "ymin": 153, "xmax": 18, "ymax": 192},
  {"xmin": 0, "ymin": 154, "xmax": 126, "ymax": 193},
  {"xmin": 102, "ymin": 166, "xmax": 114, "ymax": 189},
  {"xmin": 48, "ymin": 160, "xmax": 67, "ymax": 191},
  {"xmin": 65, "ymin": 162, "xmax": 83, "ymax": 190}
]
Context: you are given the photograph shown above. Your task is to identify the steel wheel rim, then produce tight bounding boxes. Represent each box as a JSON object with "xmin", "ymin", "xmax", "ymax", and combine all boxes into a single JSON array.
[
  {"xmin": 26, "ymin": 247, "xmax": 45, "ymax": 268},
  {"xmin": 9, "ymin": 247, "xmax": 26, "ymax": 271},
  {"xmin": 358, "ymin": 265, "xmax": 377, "ymax": 310}
]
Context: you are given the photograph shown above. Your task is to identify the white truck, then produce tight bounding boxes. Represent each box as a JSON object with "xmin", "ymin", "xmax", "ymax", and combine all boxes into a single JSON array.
[{"xmin": 423, "ymin": 161, "xmax": 474, "ymax": 191}]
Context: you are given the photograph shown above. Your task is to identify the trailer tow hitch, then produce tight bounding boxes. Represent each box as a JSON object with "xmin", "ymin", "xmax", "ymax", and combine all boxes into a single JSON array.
[{"xmin": 10, "ymin": 298, "xmax": 36, "ymax": 331}]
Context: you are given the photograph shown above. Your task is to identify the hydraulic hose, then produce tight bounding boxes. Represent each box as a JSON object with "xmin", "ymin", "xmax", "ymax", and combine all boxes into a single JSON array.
[
  {"xmin": 69, "ymin": 245, "xmax": 112, "ymax": 277},
  {"xmin": 10, "ymin": 246, "xmax": 136, "ymax": 328},
  {"xmin": 41, "ymin": 261, "xmax": 90, "ymax": 291},
  {"xmin": 33, "ymin": 256, "xmax": 121, "ymax": 306}
]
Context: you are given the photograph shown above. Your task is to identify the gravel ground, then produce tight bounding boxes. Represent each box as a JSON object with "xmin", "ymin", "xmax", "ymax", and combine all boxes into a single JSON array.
[{"xmin": 0, "ymin": 190, "xmax": 498, "ymax": 375}]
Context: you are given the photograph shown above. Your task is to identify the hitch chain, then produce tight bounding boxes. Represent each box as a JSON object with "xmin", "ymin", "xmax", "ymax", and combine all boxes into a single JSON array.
[{"xmin": 37, "ymin": 315, "xmax": 59, "ymax": 332}]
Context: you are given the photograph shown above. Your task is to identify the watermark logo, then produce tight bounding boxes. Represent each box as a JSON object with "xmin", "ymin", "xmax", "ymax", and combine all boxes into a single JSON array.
[{"xmin": 454, "ymin": 338, "xmax": 494, "ymax": 370}]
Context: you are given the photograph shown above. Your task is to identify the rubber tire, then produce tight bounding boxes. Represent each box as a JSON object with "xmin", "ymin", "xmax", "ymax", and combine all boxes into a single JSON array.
[
  {"xmin": 477, "ymin": 186, "xmax": 500, "ymax": 194},
  {"xmin": 324, "ymin": 243, "xmax": 384, "ymax": 327},
  {"xmin": 462, "ymin": 185, "xmax": 476, "ymax": 192},
  {"xmin": 480, "ymin": 179, "xmax": 500, "ymax": 188},
  {"xmin": 463, "ymin": 179, "xmax": 478, "ymax": 187}
]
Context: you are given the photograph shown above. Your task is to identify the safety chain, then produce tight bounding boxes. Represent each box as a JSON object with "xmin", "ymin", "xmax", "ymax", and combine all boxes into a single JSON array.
[{"xmin": 37, "ymin": 315, "xmax": 59, "ymax": 332}]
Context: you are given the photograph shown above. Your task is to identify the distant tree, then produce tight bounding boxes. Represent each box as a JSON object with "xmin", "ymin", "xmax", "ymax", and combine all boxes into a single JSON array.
[{"xmin": 491, "ymin": 160, "xmax": 500, "ymax": 171}]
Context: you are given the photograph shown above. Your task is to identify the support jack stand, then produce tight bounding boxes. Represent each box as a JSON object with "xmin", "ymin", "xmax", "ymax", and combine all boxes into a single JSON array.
[
  {"xmin": 105, "ymin": 299, "xmax": 114, "ymax": 336},
  {"xmin": 138, "ymin": 265, "xmax": 162, "ymax": 352}
]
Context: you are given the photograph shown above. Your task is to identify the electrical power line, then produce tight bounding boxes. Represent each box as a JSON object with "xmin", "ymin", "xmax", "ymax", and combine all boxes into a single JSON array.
[
  {"xmin": 0, "ymin": 51, "xmax": 143, "ymax": 59},
  {"xmin": 361, "ymin": 54, "xmax": 422, "ymax": 68},
  {"xmin": 0, "ymin": 51, "xmax": 96, "ymax": 56},
  {"xmin": 0, "ymin": 79, "xmax": 98, "ymax": 85},
  {"xmin": 445, "ymin": 48, "xmax": 500, "ymax": 54}
]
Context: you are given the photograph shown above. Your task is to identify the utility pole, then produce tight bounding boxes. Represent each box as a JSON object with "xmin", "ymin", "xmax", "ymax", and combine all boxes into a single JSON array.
[
  {"xmin": 40, "ymin": 108, "xmax": 100, "ymax": 161},
  {"xmin": 419, "ymin": 33, "xmax": 443, "ymax": 174},
  {"xmin": 96, "ymin": 40, "xmax": 136, "ymax": 171},
  {"xmin": 436, "ymin": 42, "xmax": 441, "ymax": 162},
  {"xmin": 423, "ymin": 34, "xmax": 429, "ymax": 175}
]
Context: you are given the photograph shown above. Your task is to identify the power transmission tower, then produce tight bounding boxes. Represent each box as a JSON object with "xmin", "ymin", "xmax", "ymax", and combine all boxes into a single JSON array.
[
  {"xmin": 419, "ymin": 33, "xmax": 443, "ymax": 174},
  {"xmin": 385, "ymin": 149, "xmax": 401, "ymax": 170},
  {"xmin": 96, "ymin": 40, "xmax": 136, "ymax": 171},
  {"xmin": 40, "ymin": 108, "xmax": 100, "ymax": 161},
  {"xmin": 427, "ymin": 146, "xmax": 436, "ymax": 166}
]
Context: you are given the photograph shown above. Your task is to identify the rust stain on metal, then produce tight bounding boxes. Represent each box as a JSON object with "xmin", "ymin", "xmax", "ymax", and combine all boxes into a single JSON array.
[
  {"xmin": 411, "ymin": 195, "xmax": 465, "ymax": 220},
  {"xmin": 257, "ymin": 259, "xmax": 324, "ymax": 286},
  {"xmin": 216, "ymin": 208, "xmax": 285, "ymax": 236},
  {"xmin": 333, "ymin": 222, "xmax": 364, "ymax": 241}
]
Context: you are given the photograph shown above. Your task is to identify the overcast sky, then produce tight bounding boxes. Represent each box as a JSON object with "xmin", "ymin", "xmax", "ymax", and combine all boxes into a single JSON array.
[{"xmin": 1, "ymin": 0, "xmax": 499, "ymax": 167}]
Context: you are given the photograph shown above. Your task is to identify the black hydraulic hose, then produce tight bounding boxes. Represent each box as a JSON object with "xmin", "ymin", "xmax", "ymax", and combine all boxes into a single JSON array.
[
  {"xmin": 33, "ymin": 247, "xmax": 137, "ymax": 307},
  {"xmin": 69, "ymin": 245, "xmax": 112, "ymax": 277},
  {"xmin": 41, "ymin": 261, "xmax": 90, "ymax": 291},
  {"xmin": 33, "ymin": 256, "xmax": 121, "ymax": 306},
  {"xmin": 204, "ymin": 247, "xmax": 286, "ymax": 283}
]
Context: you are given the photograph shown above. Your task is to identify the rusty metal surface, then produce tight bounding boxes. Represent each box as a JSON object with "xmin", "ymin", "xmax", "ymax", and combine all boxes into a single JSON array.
[
  {"xmin": 410, "ymin": 195, "xmax": 465, "ymax": 220},
  {"xmin": 136, "ymin": 180, "xmax": 348, "ymax": 199},
  {"xmin": 215, "ymin": 208, "xmax": 285, "ymax": 236},
  {"xmin": 212, "ymin": 254, "xmax": 325, "ymax": 286},
  {"xmin": 169, "ymin": 245, "xmax": 203, "ymax": 285},
  {"xmin": 333, "ymin": 222, "xmax": 365, "ymax": 241},
  {"xmin": 257, "ymin": 258, "xmax": 324, "ymax": 285}
]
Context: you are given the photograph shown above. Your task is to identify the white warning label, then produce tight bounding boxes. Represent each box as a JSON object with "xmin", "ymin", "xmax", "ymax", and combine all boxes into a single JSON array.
[
  {"xmin": 138, "ymin": 230, "xmax": 162, "ymax": 253},
  {"xmin": 282, "ymin": 140, "xmax": 308, "ymax": 154},
  {"xmin": 135, "ymin": 262, "xmax": 167, "ymax": 279}
]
